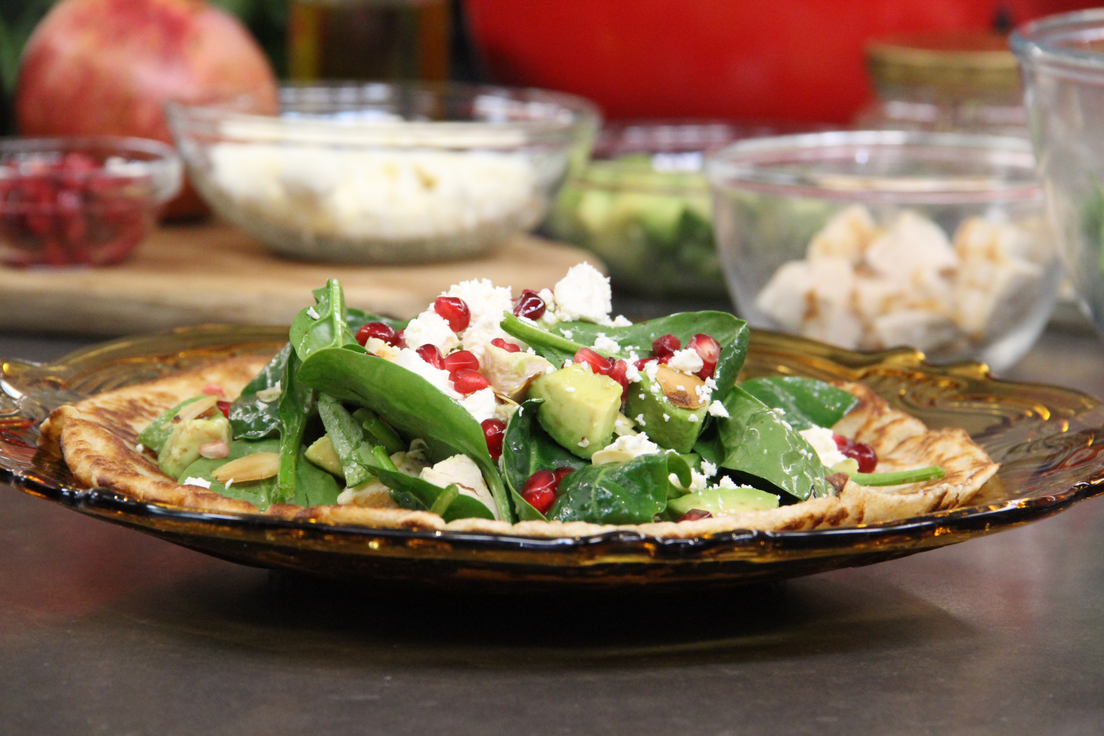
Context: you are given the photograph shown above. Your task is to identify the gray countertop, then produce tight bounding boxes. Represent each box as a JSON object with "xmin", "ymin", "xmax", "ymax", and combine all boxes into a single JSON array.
[{"xmin": 4, "ymin": 322, "xmax": 1104, "ymax": 736}]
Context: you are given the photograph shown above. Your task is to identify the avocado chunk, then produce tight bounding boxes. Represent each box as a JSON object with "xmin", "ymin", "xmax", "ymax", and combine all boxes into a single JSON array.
[
  {"xmin": 305, "ymin": 434, "xmax": 344, "ymax": 477},
  {"xmin": 624, "ymin": 368, "xmax": 709, "ymax": 453},
  {"xmin": 668, "ymin": 486, "xmax": 779, "ymax": 517},
  {"xmin": 159, "ymin": 414, "xmax": 231, "ymax": 480},
  {"xmin": 528, "ymin": 363, "xmax": 623, "ymax": 459}
]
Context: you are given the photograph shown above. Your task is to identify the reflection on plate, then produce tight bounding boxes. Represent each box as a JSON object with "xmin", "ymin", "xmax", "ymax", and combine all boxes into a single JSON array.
[{"xmin": 3, "ymin": 325, "xmax": 1104, "ymax": 591}]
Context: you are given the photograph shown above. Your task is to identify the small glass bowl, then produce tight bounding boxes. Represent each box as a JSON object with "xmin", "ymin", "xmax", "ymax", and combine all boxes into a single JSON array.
[
  {"xmin": 166, "ymin": 82, "xmax": 600, "ymax": 264},
  {"xmin": 543, "ymin": 121, "xmax": 768, "ymax": 299},
  {"xmin": 0, "ymin": 136, "xmax": 182, "ymax": 268},
  {"xmin": 1013, "ymin": 9, "xmax": 1104, "ymax": 343},
  {"xmin": 705, "ymin": 130, "xmax": 1062, "ymax": 371}
]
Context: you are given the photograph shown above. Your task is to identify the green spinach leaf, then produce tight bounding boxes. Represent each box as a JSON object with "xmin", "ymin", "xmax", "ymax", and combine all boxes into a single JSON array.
[
  {"xmin": 289, "ymin": 279, "xmax": 357, "ymax": 363},
  {"xmin": 715, "ymin": 386, "xmax": 829, "ymax": 502},
  {"xmin": 274, "ymin": 349, "xmax": 316, "ymax": 504},
  {"xmin": 297, "ymin": 347, "xmax": 513, "ymax": 522},
  {"xmin": 547, "ymin": 452, "xmax": 692, "ymax": 525},
  {"xmin": 229, "ymin": 343, "xmax": 289, "ymax": 440},
  {"xmin": 739, "ymin": 376, "xmax": 857, "ymax": 431},
  {"xmin": 374, "ymin": 468, "xmax": 495, "ymax": 522},
  {"xmin": 317, "ymin": 394, "xmax": 374, "ymax": 487},
  {"xmin": 179, "ymin": 438, "xmax": 339, "ymax": 511}
]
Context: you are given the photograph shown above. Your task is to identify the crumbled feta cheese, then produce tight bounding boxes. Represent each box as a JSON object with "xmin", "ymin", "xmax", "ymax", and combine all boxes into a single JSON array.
[
  {"xmin": 624, "ymin": 361, "xmax": 642, "ymax": 384},
  {"xmin": 552, "ymin": 263, "xmax": 612, "ymax": 323},
  {"xmin": 403, "ymin": 309, "xmax": 461, "ymax": 353},
  {"xmin": 135, "ymin": 443, "xmax": 144, "ymax": 454},
  {"xmin": 590, "ymin": 433, "xmax": 661, "ymax": 465},
  {"xmin": 447, "ymin": 278, "xmax": 520, "ymax": 362},
  {"xmin": 799, "ymin": 426, "xmax": 848, "ymax": 467},
  {"xmin": 663, "ymin": 413, "xmax": 670, "ymax": 422},
  {"xmin": 207, "ymin": 143, "xmax": 542, "ymax": 246},
  {"xmin": 306, "ymin": 306, "xmax": 320, "ymax": 319},
  {"xmin": 701, "ymin": 460, "xmax": 718, "ymax": 478},
  {"xmin": 459, "ymin": 387, "xmax": 497, "ymax": 423},
  {"xmin": 669, "ymin": 469, "xmax": 709, "ymax": 492},
  {"xmin": 182, "ymin": 477, "xmax": 211, "ymax": 489},
  {"xmin": 578, "ymin": 438, "xmax": 590, "ymax": 448},
  {"xmin": 560, "ymin": 329, "xmax": 574, "ymax": 340},
  {"xmin": 393, "ymin": 348, "xmax": 462, "ymax": 399},
  {"xmin": 565, "ymin": 386, "xmax": 576, "ymax": 393},
  {"xmin": 609, "ymin": 315, "xmax": 633, "ymax": 327},
  {"xmin": 667, "ymin": 348, "xmax": 704, "ymax": 375},
  {"xmin": 707, "ymin": 401, "xmax": 730, "ymax": 418},
  {"xmin": 635, "ymin": 413, "xmax": 647, "ymax": 426},
  {"xmin": 592, "ymin": 333, "xmax": 621, "ymax": 354},
  {"xmin": 688, "ymin": 414, "xmax": 699, "ymax": 423}
]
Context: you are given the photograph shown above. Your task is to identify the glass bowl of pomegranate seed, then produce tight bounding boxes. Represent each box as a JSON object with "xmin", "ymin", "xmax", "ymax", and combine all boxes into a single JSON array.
[
  {"xmin": 706, "ymin": 130, "xmax": 1062, "ymax": 372},
  {"xmin": 165, "ymin": 82, "xmax": 600, "ymax": 265},
  {"xmin": 0, "ymin": 136, "xmax": 182, "ymax": 268}
]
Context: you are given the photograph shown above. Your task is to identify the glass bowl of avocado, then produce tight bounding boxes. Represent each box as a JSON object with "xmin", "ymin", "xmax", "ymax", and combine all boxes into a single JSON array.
[{"xmin": 543, "ymin": 122, "xmax": 768, "ymax": 299}]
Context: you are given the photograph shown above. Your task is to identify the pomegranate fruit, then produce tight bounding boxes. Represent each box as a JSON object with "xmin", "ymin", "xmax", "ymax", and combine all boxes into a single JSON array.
[{"xmin": 15, "ymin": 0, "xmax": 279, "ymax": 220}]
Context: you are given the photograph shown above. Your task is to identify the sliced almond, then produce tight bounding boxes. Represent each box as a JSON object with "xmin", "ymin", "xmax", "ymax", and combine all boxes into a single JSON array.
[
  {"xmin": 654, "ymin": 365, "xmax": 707, "ymax": 410},
  {"xmin": 212, "ymin": 452, "xmax": 280, "ymax": 483},
  {"xmin": 176, "ymin": 395, "xmax": 220, "ymax": 423}
]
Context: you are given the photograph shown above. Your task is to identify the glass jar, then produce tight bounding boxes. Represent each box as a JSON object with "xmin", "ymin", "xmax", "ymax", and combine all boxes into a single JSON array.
[
  {"xmin": 855, "ymin": 30, "xmax": 1027, "ymax": 136},
  {"xmin": 287, "ymin": 0, "xmax": 450, "ymax": 82}
]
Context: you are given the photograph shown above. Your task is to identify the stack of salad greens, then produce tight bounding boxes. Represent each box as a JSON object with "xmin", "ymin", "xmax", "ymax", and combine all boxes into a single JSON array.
[{"xmin": 136, "ymin": 277, "xmax": 943, "ymax": 526}]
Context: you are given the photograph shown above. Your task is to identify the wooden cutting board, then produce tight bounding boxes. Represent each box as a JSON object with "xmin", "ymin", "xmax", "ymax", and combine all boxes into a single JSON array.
[{"xmin": 0, "ymin": 222, "xmax": 602, "ymax": 337}]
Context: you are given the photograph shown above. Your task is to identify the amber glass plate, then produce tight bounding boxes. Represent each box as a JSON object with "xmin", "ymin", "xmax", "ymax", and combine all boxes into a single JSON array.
[{"xmin": 3, "ymin": 325, "xmax": 1104, "ymax": 591}]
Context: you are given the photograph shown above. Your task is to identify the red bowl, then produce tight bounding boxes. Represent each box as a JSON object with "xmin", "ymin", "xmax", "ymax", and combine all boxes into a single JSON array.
[{"xmin": 465, "ymin": 0, "xmax": 1097, "ymax": 124}]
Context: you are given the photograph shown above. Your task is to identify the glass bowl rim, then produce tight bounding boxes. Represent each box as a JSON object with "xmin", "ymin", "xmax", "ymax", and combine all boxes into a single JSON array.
[
  {"xmin": 0, "ymin": 135, "xmax": 183, "ymax": 203},
  {"xmin": 1011, "ymin": 8, "xmax": 1104, "ymax": 72},
  {"xmin": 165, "ymin": 80, "xmax": 602, "ymax": 146},
  {"xmin": 704, "ymin": 129, "xmax": 1040, "ymax": 204}
]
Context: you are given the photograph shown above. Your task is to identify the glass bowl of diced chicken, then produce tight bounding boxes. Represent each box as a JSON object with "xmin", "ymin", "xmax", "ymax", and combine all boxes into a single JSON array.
[
  {"xmin": 165, "ymin": 82, "xmax": 600, "ymax": 264},
  {"xmin": 705, "ymin": 130, "xmax": 1062, "ymax": 371}
]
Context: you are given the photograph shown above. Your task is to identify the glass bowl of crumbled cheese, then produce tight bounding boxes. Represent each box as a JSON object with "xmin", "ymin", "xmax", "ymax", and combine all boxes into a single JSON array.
[
  {"xmin": 706, "ymin": 130, "xmax": 1062, "ymax": 371},
  {"xmin": 165, "ymin": 82, "xmax": 600, "ymax": 263}
]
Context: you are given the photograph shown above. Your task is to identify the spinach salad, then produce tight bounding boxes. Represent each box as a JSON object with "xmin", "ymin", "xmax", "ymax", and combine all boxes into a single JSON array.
[{"xmin": 137, "ymin": 265, "xmax": 943, "ymax": 525}]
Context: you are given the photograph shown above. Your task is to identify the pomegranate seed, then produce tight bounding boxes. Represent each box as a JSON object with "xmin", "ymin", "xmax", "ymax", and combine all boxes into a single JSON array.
[
  {"xmin": 442, "ymin": 349, "xmax": 480, "ymax": 373},
  {"xmin": 451, "ymin": 368, "xmax": 490, "ymax": 394},
  {"xmin": 552, "ymin": 466, "xmax": 576, "ymax": 484},
  {"xmin": 574, "ymin": 347, "xmax": 614, "ymax": 375},
  {"xmin": 356, "ymin": 321, "xmax": 401, "ymax": 347},
  {"xmin": 416, "ymin": 344, "xmax": 444, "ymax": 369},
  {"xmin": 491, "ymin": 337, "xmax": 522, "ymax": 353},
  {"xmin": 688, "ymin": 334, "xmax": 721, "ymax": 379},
  {"xmin": 678, "ymin": 509, "xmax": 713, "ymax": 522},
  {"xmin": 216, "ymin": 400, "xmax": 232, "ymax": 418},
  {"xmin": 608, "ymin": 360, "xmax": 630, "ymax": 398},
  {"xmin": 434, "ymin": 296, "xmax": 471, "ymax": 332},
  {"xmin": 481, "ymin": 418, "xmax": 506, "ymax": 461},
  {"xmin": 521, "ymin": 469, "xmax": 558, "ymax": 514},
  {"xmin": 513, "ymin": 291, "xmax": 546, "ymax": 320},
  {"xmin": 652, "ymin": 334, "xmax": 681, "ymax": 358},
  {"xmin": 833, "ymin": 435, "xmax": 878, "ymax": 473}
]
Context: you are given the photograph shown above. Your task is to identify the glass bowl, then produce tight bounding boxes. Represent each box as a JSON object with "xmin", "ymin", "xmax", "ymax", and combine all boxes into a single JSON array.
[
  {"xmin": 705, "ymin": 130, "xmax": 1062, "ymax": 372},
  {"xmin": 1012, "ymin": 9, "xmax": 1104, "ymax": 342},
  {"xmin": 0, "ymin": 136, "xmax": 182, "ymax": 268},
  {"xmin": 542, "ymin": 121, "xmax": 765, "ymax": 299},
  {"xmin": 166, "ymin": 82, "xmax": 600, "ymax": 264}
]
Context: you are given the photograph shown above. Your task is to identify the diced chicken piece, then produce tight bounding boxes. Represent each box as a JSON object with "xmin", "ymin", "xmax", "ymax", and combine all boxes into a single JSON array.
[
  {"xmin": 755, "ymin": 260, "xmax": 816, "ymax": 332},
  {"xmin": 864, "ymin": 210, "xmax": 960, "ymax": 280},
  {"xmin": 956, "ymin": 257, "xmax": 1044, "ymax": 340},
  {"xmin": 337, "ymin": 478, "xmax": 400, "ymax": 508},
  {"xmin": 481, "ymin": 344, "xmax": 554, "ymax": 402},
  {"xmin": 420, "ymin": 454, "xmax": 499, "ymax": 520},
  {"xmin": 871, "ymin": 309, "xmax": 959, "ymax": 352},
  {"xmin": 808, "ymin": 204, "xmax": 880, "ymax": 263}
]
